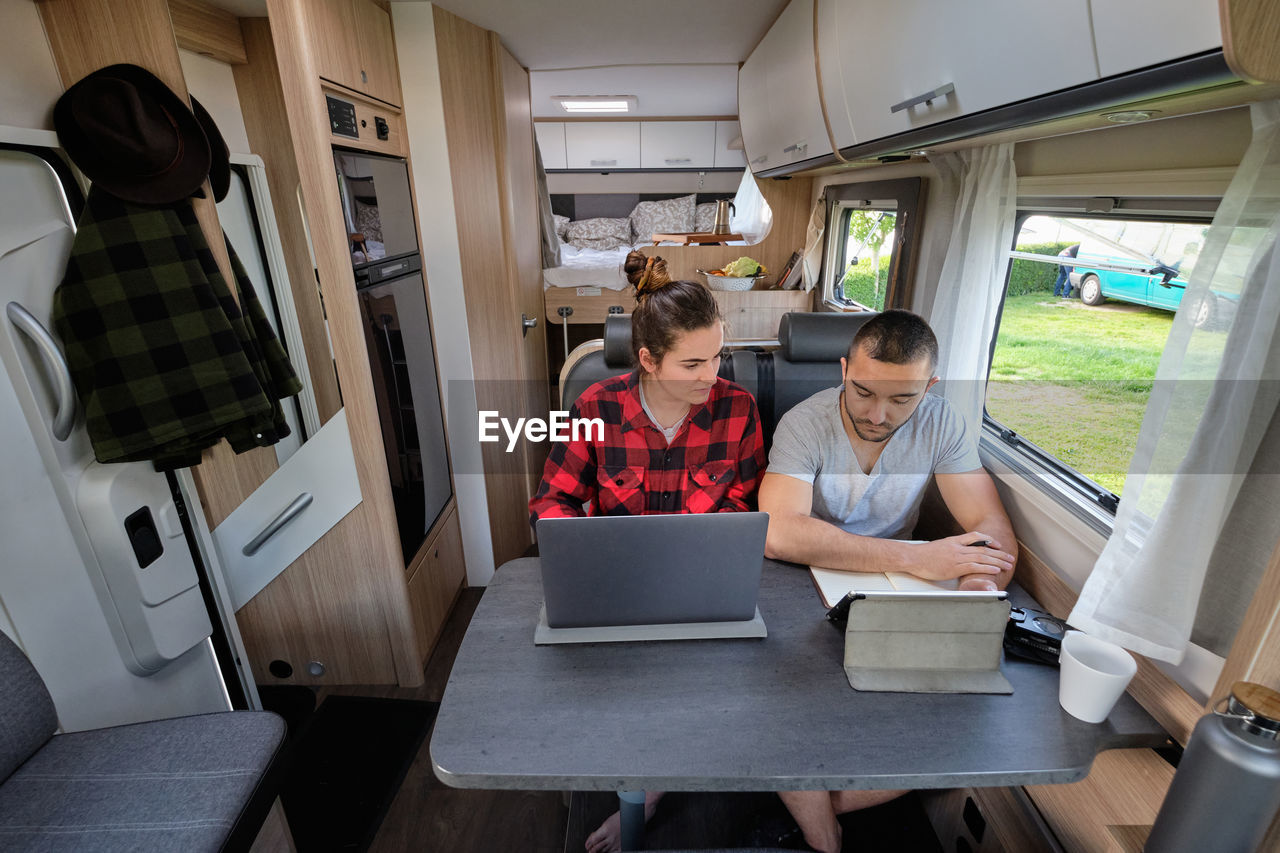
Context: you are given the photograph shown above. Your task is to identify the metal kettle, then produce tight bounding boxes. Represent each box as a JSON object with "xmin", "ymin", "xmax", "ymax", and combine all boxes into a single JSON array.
[{"xmin": 713, "ymin": 199, "xmax": 735, "ymax": 234}]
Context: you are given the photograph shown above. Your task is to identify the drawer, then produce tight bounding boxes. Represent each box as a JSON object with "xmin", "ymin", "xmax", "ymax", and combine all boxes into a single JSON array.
[{"xmin": 408, "ymin": 506, "xmax": 465, "ymax": 661}]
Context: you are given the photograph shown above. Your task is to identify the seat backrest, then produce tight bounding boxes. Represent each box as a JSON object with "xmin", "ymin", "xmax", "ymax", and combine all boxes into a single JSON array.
[
  {"xmin": 559, "ymin": 313, "xmax": 737, "ymax": 410},
  {"xmin": 0, "ymin": 630, "xmax": 58, "ymax": 781},
  {"xmin": 758, "ymin": 311, "xmax": 877, "ymax": 437}
]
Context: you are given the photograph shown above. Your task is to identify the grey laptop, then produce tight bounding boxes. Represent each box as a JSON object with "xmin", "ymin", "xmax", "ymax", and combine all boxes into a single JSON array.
[{"xmin": 534, "ymin": 512, "xmax": 769, "ymax": 643}]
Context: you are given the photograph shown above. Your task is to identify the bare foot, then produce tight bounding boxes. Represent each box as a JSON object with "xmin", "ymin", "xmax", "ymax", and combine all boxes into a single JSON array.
[{"xmin": 585, "ymin": 811, "xmax": 620, "ymax": 853}]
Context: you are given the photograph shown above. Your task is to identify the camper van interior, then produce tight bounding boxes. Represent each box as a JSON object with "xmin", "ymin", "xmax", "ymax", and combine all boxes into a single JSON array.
[{"xmin": 4, "ymin": 0, "xmax": 1280, "ymax": 850}]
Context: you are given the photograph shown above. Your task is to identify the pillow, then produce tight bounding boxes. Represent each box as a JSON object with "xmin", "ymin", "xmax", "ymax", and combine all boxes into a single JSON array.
[
  {"xmin": 695, "ymin": 202, "xmax": 718, "ymax": 234},
  {"xmin": 553, "ymin": 214, "xmax": 570, "ymax": 242},
  {"xmin": 566, "ymin": 217, "xmax": 632, "ymax": 250},
  {"xmin": 629, "ymin": 194, "xmax": 695, "ymax": 244}
]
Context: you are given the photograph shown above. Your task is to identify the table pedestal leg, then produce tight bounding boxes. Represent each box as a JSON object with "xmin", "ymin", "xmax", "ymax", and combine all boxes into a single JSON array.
[{"xmin": 618, "ymin": 790, "xmax": 646, "ymax": 851}]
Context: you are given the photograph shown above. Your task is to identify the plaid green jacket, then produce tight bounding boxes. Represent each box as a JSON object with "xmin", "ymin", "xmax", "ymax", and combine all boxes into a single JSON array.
[{"xmin": 53, "ymin": 187, "xmax": 303, "ymax": 470}]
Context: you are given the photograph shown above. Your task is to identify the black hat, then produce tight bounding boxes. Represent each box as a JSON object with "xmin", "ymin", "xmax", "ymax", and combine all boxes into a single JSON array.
[
  {"xmin": 190, "ymin": 96, "xmax": 230, "ymax": 203},
  {"xmin": 53, "ymin": 63, "xmax": 211, "ymax": 206}
]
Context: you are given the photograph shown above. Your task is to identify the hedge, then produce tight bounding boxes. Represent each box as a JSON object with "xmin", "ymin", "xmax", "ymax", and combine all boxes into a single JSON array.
[
  {"xmin": 841, "ymin": 257, "xmax": 890, "ymax": 309},
  {"xmin": 1008, "ymin": 241, "xmax": 1075, "ymax": 296}
]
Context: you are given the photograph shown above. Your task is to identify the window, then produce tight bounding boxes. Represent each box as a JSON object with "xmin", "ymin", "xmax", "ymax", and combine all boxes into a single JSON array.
[
  {"xmin": 984, "ymin": 202, "xmax": 1218, "ymax": 514},
  {"xmin": 821, "ymin": 178, "xmax": 923, "ymax": 312}
]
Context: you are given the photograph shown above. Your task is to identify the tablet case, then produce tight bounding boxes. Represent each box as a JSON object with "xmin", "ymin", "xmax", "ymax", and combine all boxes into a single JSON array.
[{"xmin": 843, "ymin": 595, "xmax": 1013, "ymax": 694}]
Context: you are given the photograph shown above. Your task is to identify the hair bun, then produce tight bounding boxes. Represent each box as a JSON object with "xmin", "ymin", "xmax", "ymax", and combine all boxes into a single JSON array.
[{"xmin": 625, "ymin": 252, "xmax": 672, "ymax": 299}]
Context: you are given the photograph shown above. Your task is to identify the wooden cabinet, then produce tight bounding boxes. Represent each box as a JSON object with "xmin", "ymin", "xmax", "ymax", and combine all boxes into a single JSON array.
[
  {"xmin": 639, "ymin": 121, "xmax": 716, "ymax": 168},
  {"xmin": 542, "ymin": 120, "xmax": 743, "ymax": 171},
  {"xmin": 815, "ymin": 0, "xmax": 1098, "ymax": 149},
  {"xmin": 738, "ymin": 0, "xmax": 831, "ymax": 173},
  {"xmin": 353, "ymin": 1, "xmax": 402, "ymax": 106},
  {"xmin": 305, "ymin": 0, "xmax": 401, "ymax": 106},
  {"xmin": 407, "ymin": 504, "xmax": 466, "ymax": 662},
  {"xmin": 565, "ymin": 121, "xmax": 641, "ymax": 168},
  {"xmin": 535, "ymin": 122, "xmax": 567, "ymax": 169},
  {"xmin": 1091, "ymin": 0, "xmax": 1222, "ymax": 78},
  {"xmin": 714, "ymin": 120, "xmax": 746, "ymax": 169}
]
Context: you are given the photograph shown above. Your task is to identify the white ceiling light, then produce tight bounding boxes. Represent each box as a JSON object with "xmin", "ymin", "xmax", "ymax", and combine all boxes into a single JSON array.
[
  {"xmin": 1102, "ymin": 109, "xmax": 1161, "ymax": 124},
  {"xmin": 553, "ymin": 95, "xmax": 638, "ymax": 114}
]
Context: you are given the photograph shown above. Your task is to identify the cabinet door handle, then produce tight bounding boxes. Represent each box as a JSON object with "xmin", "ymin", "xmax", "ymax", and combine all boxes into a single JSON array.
[
  {"xmin": 751, "ymin": 154, "xmax": 768, "ymax": 165},
  {"xmin": 664, "ymin": 158, "xmax": 692, "ymax": 165},
  {"xmin": 589, "ymin": 159, "xmax": 618, "ymax": 167},
  {"xmin": 522, "ymin": 313, "xmax": 537, "ymax": 337},
  {"xmin": 242, "ymin": 493, "xmax": 314, "ymax": 556},
  {"xmin": 890, "ymin": 82, "xmax": 955, "ymax": 114},
  {"xmin": 6, "ymin": 301, "xmax": 76, "ymax": 440},
  {"xmin": 782, "ymin": 142, "xmax": 808, "ymax": 154}
]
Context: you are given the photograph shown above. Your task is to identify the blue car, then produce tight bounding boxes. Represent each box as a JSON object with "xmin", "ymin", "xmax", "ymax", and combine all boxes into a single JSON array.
[{"xmin": 1069, "ymin": 258, "xmax": 1186, "ymax": 311}]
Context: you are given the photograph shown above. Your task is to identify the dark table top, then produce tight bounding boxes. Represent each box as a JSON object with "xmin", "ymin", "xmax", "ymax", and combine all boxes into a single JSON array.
[{"xmin": 430, "ymin": 558, "xmax": 1168, "ymax": 792}]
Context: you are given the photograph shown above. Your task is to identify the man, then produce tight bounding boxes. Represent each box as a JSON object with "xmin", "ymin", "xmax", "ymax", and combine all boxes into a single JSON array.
[
  {"xmin": 1053, "ymin": 243, "xmax": 1081, "ymax": 297},
  {"xmin": 757, "ymin": 309, "xmax": 1017, "ymax": 853}
]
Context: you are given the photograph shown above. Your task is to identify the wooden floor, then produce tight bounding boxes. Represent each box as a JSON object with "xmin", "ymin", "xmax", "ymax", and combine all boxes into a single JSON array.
[{"xmin": 312, "ymin": 587, "xmax": 943, "ymax": 853}]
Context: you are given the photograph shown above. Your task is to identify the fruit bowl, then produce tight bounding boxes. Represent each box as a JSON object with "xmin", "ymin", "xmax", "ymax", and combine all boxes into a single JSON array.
[{"xmin": 698, "ymin": 270, "xmax": 764, "ymax": 291}]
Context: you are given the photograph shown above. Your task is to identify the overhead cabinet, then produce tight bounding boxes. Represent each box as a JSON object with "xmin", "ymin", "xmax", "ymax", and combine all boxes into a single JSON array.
[
  {"xmin": 565, "ymin": 121, "xmax": 641, "ymax": 169},
  {"xmin": 538, "ymin": 121, "xmax": 746, "ymax": 170},
  {"xmin": 305, "ymin": 0, "xmax": 402, "ymax": 106},
  {"xmin": 817, "ymin": 0, "xmax": 1098, "ymax": 150},
  {"xmin": 745, "ymin": 0, "xmax": 1228, "ymax": 173},
  {"xmin": 640, "ymin": 121, "xmax": 716, "ymax": 168},
  {"xmin": 738, "ymin": 0, "xmax": 832, "ymax": 173}
]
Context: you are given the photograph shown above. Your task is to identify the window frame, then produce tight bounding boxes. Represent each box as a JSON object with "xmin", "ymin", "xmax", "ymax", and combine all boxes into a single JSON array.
[
  {"xmin": 982, "ymin": 198, "xmax": 1220, "ymax": 527},
  {"xmin": 820, "ymin": 177, "xmax": 924, "ymax": 312}
]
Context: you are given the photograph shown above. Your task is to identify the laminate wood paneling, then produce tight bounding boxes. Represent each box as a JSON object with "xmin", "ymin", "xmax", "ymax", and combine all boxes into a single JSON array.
[
  {"xmin": 641, "ymin": 176, "xmax": 813, "ymax": 297},
  {"xmin": 251, "ymin": 0, "xmax": 422, "ymax": 686},
  {"xmin": 433, "ymin": 5, "xmax": 539, "ymax": 566},
  {"xmin": 322, "ymin": 85, "xmax": 405, "ymax": 158},
  {"xmin": 301, "ymin": 0, "xmax": 360, "ymax": 94},
  {"xmin": 234, "ymin": 17, "xmax": 342, "ymax": 425},
  {"xmin": 407, "ymin": 503, "xmax": 465, "ymax": 662},
  {"xmin": 494, "ymin": 37, "xmax": 552, "ymax": 497},
  {"xmin": 169, "ymin": 0, "xmax": 246, "ymax": 65},
  {"xmin": 352, "ymin": 0, "xmax": 401, "ymax": 106},
  {"xmin": 1221, "ymin": 0, "xmax": 1280, "ymax": 83},
  {"xmin": 1025, "ymin": 749, "xmax": 1174, "ymax": 853}
]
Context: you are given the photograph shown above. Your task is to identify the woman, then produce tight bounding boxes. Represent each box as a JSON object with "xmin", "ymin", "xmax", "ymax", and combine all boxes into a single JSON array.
[
  {"xmin": 530, "ymin": 251, "xmax": 765, "ymax": 523},
  {"xmin": 529, "ymin": 252, "xmax": 766, "ymax": 853}
]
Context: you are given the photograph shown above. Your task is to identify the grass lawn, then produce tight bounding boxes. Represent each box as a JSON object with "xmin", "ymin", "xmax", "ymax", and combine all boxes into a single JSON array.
[{"xmin": 985, "ymin": 293, "xmax": 1175, "ymax": 496}]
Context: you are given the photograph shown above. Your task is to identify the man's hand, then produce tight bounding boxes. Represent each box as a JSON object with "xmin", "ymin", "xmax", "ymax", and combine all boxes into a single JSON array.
[{"xmin": 902, "ymin": 532, "xmax": 1015, "ymax": 582}]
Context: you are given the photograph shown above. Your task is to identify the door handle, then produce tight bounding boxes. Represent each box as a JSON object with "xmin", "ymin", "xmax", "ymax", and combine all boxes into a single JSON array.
[
  {"xmin": 890, "ymin": 82, "xmax": 955, "ymax": 114},
  {"xmin": 522, "ymin": 314, "xmax": 538, "ymax": 338},
  {"xmin": 242, "ymin": 492, "xmax": 314, "ymax": 556},
  {"xmin": 6, "ymin": 301, "xmax": 76, "ymax": 440}
]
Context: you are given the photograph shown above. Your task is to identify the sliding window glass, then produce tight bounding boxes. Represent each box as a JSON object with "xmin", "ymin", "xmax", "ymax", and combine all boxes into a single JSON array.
[
  {"xmin": 985, "ymin": 206, "xmax": 1217, "ymax": 512},
  {"xmin": 822, "ymin": 178, "xmax": 923, "ymax": 311}
]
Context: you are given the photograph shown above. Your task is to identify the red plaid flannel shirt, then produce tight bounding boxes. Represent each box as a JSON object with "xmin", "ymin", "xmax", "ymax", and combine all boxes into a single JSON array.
[{"xmin": 529, "ymin": 372, "xmax": 765, "ymax": 523}]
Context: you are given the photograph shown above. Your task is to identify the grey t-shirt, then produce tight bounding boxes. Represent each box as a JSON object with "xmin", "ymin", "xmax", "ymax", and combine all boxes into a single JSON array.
[{"xmin": 767, "ymin": 387, "xmax": 981, "ymax": 540}]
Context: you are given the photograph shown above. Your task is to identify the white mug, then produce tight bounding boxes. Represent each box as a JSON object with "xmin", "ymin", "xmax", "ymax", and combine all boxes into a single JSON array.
[{"xmin": 1058, "ymin": 630, "xmax": 1137, "ymax": 724}]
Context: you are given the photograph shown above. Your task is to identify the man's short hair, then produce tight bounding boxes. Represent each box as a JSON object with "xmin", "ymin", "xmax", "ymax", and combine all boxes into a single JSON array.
[{"xmin": 848, "ymin": 309, "xmax": 939, "ymax": 371}]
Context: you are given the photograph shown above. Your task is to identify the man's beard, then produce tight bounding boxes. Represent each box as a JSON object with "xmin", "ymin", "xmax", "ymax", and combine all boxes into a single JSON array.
[{"xmin": 850, "ymin": 417, "xmax": 900, "ymax": 443}]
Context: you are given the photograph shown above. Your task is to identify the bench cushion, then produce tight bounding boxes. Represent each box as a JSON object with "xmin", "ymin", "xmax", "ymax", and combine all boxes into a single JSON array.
[
  {"xmin": 0, "ymin": 711, "xmax": 284, "ymax": 853},
  {"xmin": 0, "ymin": 632, "xmax": 57, "ymax": 782}
]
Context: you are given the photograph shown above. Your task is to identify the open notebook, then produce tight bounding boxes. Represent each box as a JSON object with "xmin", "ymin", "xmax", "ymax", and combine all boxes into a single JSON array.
[{"xmin": 808, "ymin": 542, "xmax": 959, "ymax": 607}]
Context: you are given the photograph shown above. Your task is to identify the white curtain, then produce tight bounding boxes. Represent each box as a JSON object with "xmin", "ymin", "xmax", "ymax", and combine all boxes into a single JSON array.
[
  {"xmin": 927, "ymin": 144, "xmax": 1018, "ymax": 437},
  {"xmin": 1069, "ymin": 102, "xmax": 1280, "ymax": 664},
  {"xmin": 801, "ymin": 197, "xmax": 826, "ymax": 292}
]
